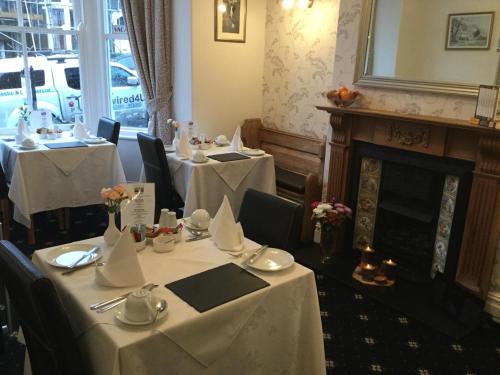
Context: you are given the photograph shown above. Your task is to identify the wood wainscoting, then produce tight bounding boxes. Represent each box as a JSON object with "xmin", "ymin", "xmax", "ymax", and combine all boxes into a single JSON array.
[{"xmin": 317, "ymin": 106, "xmax": 500, "ymax": 299}]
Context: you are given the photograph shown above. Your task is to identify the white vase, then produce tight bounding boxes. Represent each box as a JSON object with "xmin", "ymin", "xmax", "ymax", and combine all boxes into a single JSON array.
[{"xmin": 104, "ymin": 212, "xmax": 120, "ymax": 246}]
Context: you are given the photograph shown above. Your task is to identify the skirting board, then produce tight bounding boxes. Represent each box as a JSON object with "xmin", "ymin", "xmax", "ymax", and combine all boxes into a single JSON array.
[{"xmin": 485, "ymin": 291, "xmax": 500, "ymax": 323}]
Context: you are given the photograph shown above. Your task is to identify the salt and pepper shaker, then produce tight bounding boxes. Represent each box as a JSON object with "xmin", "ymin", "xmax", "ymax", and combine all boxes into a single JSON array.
[
  {"xmin": 158, "ymin": 209, "xmax": 170, "ymax": 228},
  {"xmin": 313, "ymin": 222, "xmax": 321, "ymax": 244},
  {"xmin": 166, "ymin": 211, "xmax": 177, "ymax": 229}
]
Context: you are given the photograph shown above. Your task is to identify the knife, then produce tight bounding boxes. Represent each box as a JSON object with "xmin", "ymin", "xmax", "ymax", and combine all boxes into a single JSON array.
[
  {"xmin": 95, "ymin": 284, "xmax": 159, "ymax": 313},
  {"xmin": 65, "ymin": 246, "xmax": 100, "ymax": 270},
  {"xmin": 90, "ymin": 283, "xmax": 156, "ymax": 310},
  {"xmin": 185, "ymin": 234, "xmax": 211, "ymax": 242},
  {"xmin": 243, "ymin": 245, "xmax": 269, "ymax": 266}
]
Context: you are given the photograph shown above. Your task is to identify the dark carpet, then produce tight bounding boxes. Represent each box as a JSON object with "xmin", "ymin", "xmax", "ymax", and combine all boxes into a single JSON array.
[{"xmin": 1, "ymin": 207, "xmax": 499, "ymax": 375}]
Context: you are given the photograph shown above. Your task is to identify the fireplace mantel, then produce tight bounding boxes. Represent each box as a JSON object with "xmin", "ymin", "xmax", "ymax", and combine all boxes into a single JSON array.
[{"xmin": 317, "ymin": 106, "xmax": 500, "ymax": 299}]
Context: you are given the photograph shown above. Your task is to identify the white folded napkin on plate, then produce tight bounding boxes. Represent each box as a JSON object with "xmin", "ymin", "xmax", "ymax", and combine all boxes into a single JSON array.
[
  {"xmin": 229, "ymin": 126, "xmax": 244, "ymax": 152},
  {"xmin": 208, "ymin": 195, "xmax": 244, "ymax": 251},
  {"xmin": 16, "ymin": 119, "xmax": 30, "ymax": 144},
  {"xmin": 95, "ymin": 230, "xmax": 145, "ymax": 287},
  {"xmin": 73, "ymin": 118, "xmax": 89, "ymax": 140},
  {"xmin": 176, "ymin": 129, "xmax": 192, "ymax": 159}
]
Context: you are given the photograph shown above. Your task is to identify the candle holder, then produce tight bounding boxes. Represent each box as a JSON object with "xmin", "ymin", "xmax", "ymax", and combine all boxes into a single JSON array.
[
  {"xmin": 360, "ymin": 245, "xmax": 376, "ymax": 265},
  {"xmin": 381, "ymin": 259, "xmax": 397, "ymax": 281},
  {"xmin": 361, "ymin": 263, "xmax": 376, "ymax": 281}
]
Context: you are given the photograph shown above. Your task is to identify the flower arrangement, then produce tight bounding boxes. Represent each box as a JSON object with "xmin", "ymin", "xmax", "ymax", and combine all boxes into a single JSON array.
[
  {"xmin": 311, "ymin": 199, "xmax": 352, "ymax": 227},
  {"xmin": 158, "ymin": 223, "xmax": 183, "ymax": 235},
  {"xmin": 100, "ymin": 185, "xmax": 132, "ymax": 213},
  {"xmin": 18, "ymin": 105, "xmax": 30, "ymax": 122}
]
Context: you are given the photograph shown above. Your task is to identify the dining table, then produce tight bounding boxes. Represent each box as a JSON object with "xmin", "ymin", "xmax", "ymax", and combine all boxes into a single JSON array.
[
  {"xmin": 32, "ymin": 232, "xmax": 326, "ymax": 375},
  {"xmin": 166, "ymin": 145, "xmax": 276, "ymax": 218},
  {"xmin": 0, "ymin": 134, "xmax": 126, "ymax": 229}
]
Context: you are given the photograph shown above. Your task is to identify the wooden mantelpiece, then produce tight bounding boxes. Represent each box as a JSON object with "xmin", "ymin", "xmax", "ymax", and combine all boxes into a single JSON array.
[{"xmin": 317, "ymin": 106, "xmax": 500, "ymax": 299}]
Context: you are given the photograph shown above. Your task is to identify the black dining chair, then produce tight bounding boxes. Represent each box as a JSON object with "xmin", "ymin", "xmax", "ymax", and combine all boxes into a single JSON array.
[
  {"xmin": 97, "ymin": 116, "xmax": 121, "ymax": 145},
  {"xmin": 0, "ymin": 241, "xmax": 84, "ymax": 375},
  {"xmin": 238, "ymin": 189, "xmax": 303, "ymax": 252},
  {"xmin": 0, "ymin": 163, "xmax": 10, "ymax": 240},
  {"xmin": 137, "ymin": 132, "xmax": 184, "ymax": 222}
]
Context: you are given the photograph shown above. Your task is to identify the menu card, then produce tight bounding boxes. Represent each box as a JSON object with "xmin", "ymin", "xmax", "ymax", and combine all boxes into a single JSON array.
[
  {"xmin": 120, "ymin": 183, "xmax": 155, "ymax": 228},
  {"xmin": 30, "ymin": 110, "xmax": 52, "ymax": 129}
]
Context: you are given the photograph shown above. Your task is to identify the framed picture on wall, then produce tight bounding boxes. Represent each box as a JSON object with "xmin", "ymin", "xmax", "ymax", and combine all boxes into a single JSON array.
[
  {"xmin": 214, "ymin": 0, "xmax": 247, "ymax": 43},
  {"xmin": 446, "ymin": 12, "xmax": 495, "ymax": 50}
]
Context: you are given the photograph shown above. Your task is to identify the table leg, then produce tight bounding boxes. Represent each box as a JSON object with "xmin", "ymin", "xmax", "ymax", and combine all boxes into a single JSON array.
[{"xmin": 27, "ymin": 216, "xmax": 35, "ymax": 245}]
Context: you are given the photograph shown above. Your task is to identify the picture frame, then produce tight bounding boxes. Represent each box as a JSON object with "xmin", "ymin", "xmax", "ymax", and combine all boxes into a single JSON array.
[
  {"xmin": 214, "ymin": 0, "xmax": 247, "ymax": 43},
  {"xmin": 446, "ymin": 12, "xmax": 495, "ymax": 50}
]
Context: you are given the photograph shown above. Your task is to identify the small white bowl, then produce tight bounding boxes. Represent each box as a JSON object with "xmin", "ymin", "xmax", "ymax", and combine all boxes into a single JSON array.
[
  {"xmin": 134, "ymin": 239, "xmax": 147, "ymax": 252},
  {"xmin": 153, "ymin": 235, "xmax": 175, "ymax": 253}
]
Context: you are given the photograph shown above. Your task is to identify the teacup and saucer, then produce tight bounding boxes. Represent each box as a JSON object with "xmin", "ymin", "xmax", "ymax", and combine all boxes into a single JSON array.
[
  {"xmin": 116, "ymin": 289, "xmax": 168, "ymax": 325},
  {"xmin": 191, "ymin": 150, "xmax": 208, "ymax": 164}
]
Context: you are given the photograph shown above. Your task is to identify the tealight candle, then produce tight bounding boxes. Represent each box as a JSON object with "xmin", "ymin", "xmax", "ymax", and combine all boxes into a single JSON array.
[
  {"xmin": 360, "ymin": 245, "xmax": 376, "ymax": 265},
  {"xmin": 361, "ymin": 263, "xmax": 376, "ymax": 281},
  {"xmin": 381, "ymin": 259, "xmax": 397, "ymax": 280}
]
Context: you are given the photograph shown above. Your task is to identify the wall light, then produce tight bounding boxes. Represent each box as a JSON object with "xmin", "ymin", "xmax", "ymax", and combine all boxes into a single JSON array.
[
  {"xmin": 281, "ymin": 0, "xmax": 314, "ymax": 9},
  {"xmin": 218, "ymin": 3, "xmax": 227, "ymax": 13}
]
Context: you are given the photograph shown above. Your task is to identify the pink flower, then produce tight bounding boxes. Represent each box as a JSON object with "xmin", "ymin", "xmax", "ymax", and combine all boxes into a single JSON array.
[
  {"xmin": 109, "ymin": 190, "xmax": 121, "ymax": 200},
  {"xmin": 311, "ymin": 201, "xmax": 320, "ymax": 209},
  {"xmin": 114, "ymin": 185, "xmax": 125, "ymax": 194}
]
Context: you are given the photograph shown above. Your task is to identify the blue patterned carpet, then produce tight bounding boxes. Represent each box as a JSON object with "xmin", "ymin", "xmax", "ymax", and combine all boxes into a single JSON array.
[{"xmin": 1, "ymin": 206, "xmax": 500, "ymax": 374}]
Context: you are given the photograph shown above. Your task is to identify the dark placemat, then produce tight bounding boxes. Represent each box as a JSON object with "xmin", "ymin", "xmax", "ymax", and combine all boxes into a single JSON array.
[
  {"xmin": 207, "ymin": 153, "xmax": 250, "ymax": 162},
  {"xmin": 165, "ymin": 263, "xmax": 269, "ymax": 312},
  {"xmin": 44, "ymin": 141, "xmax": 88, "ymax": 149}
]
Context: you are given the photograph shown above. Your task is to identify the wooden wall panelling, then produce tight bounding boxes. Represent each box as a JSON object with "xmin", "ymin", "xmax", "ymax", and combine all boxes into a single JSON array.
[{"xmin": 327, "ymin": 113, "xmax": 352, "ymax": 203}]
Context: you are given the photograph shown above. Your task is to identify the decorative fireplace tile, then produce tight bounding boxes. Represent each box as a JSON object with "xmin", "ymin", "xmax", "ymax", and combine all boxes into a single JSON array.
[
  {"xmin": 353, "ymin": 158, "xmax": 382, "ymax": 249},
  {"xmin": 431, "ymin": 175, "xmax": 460, "ymax": 277}
]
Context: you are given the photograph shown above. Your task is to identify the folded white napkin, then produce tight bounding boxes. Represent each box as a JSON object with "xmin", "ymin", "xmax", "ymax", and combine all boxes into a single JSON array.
[
  {"xmin": 95, "ymin": 230, "xmax": 146, "ymax": 287},
  {"xmin": 16, "ymin": 119, "xmax": 30, "ymax": 144},
  {"xmin": 208, "ymin": 196, "xmax": 244, "ymax": 251},
  {"xmin": 176, "ymin": 129, "xmax": 192, "ymax": 159},
  {"xmin": 73, "ymin": 118, "xmax": 89, "ymax": 140},
  {"xmin": 229, "ymin": 126, "xmax": 244, "ymax": 152}
]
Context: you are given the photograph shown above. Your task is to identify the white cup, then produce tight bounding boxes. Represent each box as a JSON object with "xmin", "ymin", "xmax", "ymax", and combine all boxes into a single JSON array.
[
  {"xmin": 21, "ymin": 138, "xmax": 35, "ymax": 148},
  {"xmin": 192, "ymin": 150, "xmax": 207, "ymax": 162},
  {"xmin": 215, "ymin": 135, "xmax": 228, "ymax": 144},
  {"xmin": 191, "ymin": 209, "xmax": 210, "ymax": 229},
  {"xmin": 124, "ymin": 289, "xmax": 153, "ymax": 322}
]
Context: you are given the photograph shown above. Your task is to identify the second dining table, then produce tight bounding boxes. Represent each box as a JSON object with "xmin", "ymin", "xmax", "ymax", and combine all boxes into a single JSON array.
[
  {"xmin": 0, "ymin": 134, "xmax": 126, "ymax": 229},
  {"xmin": 166, "ymin": 145, "xmax": 276, "ymax": 218}
]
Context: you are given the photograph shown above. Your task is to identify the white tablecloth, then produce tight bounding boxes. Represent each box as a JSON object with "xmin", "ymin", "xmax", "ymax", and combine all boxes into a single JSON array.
[
  {"xmin": 32, "ymin": 234, "xmax": 326, "ymax": 375},
  {"xmin": 166, "ymin": 146, "xmax": 276, "ymax": 218},
  {"xmin": 0, "ymin": 135, "xmax": 126, "ymax": 227}
]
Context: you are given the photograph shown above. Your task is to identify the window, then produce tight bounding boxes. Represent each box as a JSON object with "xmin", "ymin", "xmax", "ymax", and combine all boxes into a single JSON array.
[
  {"xmin": 64, "ymin": 67, "xmax": 80, "ymax": 90},
  {"xmin": 104, "ymin": 0, "xmax": 147, "ymax": 129},
  {"xmin": 0, "ymin": 0, "xmax": 81, "ymax": 129}
]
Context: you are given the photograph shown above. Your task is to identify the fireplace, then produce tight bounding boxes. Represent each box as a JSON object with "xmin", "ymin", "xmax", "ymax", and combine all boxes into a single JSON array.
[
  {"xmin": 349, "ymin": 142, "xmax": 473, "ymax": 283},
  {"xmin": 317, "ymin": 106, "xmax": 500, "ymax": 302}
]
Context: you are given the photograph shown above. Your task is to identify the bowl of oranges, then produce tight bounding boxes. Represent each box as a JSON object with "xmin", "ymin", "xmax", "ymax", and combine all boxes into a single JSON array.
[{"xmin": 325, "ymin": 87, "xmax": 361, "ymax": 107}]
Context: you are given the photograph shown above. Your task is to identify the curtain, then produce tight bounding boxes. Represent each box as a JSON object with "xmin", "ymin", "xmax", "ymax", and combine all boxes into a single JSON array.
[{"xmin": 121, "ymin": 0, "xmax": 174, "ymax": 144}]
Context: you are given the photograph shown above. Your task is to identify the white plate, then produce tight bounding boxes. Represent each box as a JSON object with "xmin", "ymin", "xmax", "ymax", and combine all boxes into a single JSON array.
[
  {"xmin": 164, "ymin": 144, "xmax": 176, "ymax": 153},
  {"xmin": 214, "ymin": 141, "xmax": 230, "ymax": 147},
  {"xmin": 241, "ymin": 149, "xmax": 265, "ymax": 156},
  {"xmin": 115, "ymin": 299, "xmax": 168, "ymax": 326},
  {"xmin": 19, "ymin": 144, "xmax": 39, "ymax": 150},
  {"xmin": 246, "ymin": 248, "xmax": 294, "ymax": 272},
  {"xmin": 84, "ymin": 137, "xmax": 106, "ymax": 144},
  {"xmin": 46, "ymin": 243, "xmax": 102, "ymax": 268}
]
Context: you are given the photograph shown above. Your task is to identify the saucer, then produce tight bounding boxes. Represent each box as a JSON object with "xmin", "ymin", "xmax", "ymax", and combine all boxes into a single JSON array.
[
  {"xmin": 183, "ymin": 218, "xmax": 209, "ymax": 231},
  {"xmin": 214, "ymin": 141, "xmax": 230, "ymax": 147},
  {"xmin": 19, "ymin": 143, "xmax": 39, "ymax": 150},
  {"xmin": 165, "ymin": 144, "xmax": 176, "ymax": 153},
  {"xmin": 116, "ymin": 299, "xmax": 168, "ymax": 326},
  {"xmin": 191, "ymin": 158, "xmax": 209, "ymax": 164},
  {"xmin": 241, "ymin": 149, "xmax": 265, "ymax": 157}
]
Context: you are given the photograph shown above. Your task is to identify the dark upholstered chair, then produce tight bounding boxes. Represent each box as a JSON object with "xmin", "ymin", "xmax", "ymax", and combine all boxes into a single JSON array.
[
  {"xmin": 0, "ymin": 163, "xmax": 10, "ymax": 240},
  {"xmin": 137, "ymin": 133, "xmax": 183, "ymax": 221},
  {"xmin": 0, "ymin": 241, "xmax": 84, "ymax": 375},
  {"xmin": 238, "ymin": 189, "xmax": 303, "ymax": 252},
  {"xmin": 97, "ymin": 116, "xmax": 120, "ymax": 145}
]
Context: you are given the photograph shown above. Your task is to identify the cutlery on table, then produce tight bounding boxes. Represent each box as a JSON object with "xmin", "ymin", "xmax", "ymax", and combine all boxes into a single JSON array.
[
  {"xmin": 153, "ymin": 300, "xmax": 168, "ymax": 323},
  {"xmin": 186, "ymin": 234, "xmax": 211, "ymax": 242},
  {"xmin": 242, "ymin": 245, "xmax": 269, "ymax": 266},
  {"xmin": 62, "ymin": 261, "xmax": 105, "ymax": 276},
  {"xmin": 90, "ymin": 283, "xmax": 156, "ymax": 311},
  {"xmin": 95, "ymin": 284, "xmax": 159, "ymax": 313},
  {"xmin": 66, "ymin": 246, "xmax": 100, "ymax": 270}
]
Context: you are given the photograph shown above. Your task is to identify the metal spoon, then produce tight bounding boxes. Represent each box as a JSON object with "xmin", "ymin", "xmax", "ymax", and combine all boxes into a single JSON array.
[{"xmin": 153, "ymin": 300, "xmax": 168, "ymax": 323}]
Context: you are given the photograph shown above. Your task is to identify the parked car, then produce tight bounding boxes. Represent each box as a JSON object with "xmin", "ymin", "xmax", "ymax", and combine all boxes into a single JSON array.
[{"xmin": 0, "ymin": 55, "xmax": 146, "ymax": 128}]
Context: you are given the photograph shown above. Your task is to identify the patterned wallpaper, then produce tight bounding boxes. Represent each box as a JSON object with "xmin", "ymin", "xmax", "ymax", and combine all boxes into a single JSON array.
[{"xmin": 262, "ymin": 0, "xmax": 340, "ymax": 139}]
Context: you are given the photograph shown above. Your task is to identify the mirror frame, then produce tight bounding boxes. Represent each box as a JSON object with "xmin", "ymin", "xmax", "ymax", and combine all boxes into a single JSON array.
[{"xmin": 354, "ymin": 0, "xmax": 483, "ymax": 97}]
